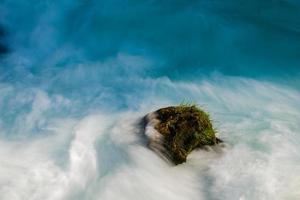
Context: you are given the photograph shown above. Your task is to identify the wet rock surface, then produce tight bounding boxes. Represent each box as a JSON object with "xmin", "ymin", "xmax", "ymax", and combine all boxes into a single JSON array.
[{"xmin": 145, "ymin": 105, "xmax": 222, "ymax": 164}]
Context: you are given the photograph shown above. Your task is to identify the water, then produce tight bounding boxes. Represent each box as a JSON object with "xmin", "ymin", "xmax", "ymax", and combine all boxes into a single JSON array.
[{"xmin": 0, "ymin": 0, "xmax": 300, "ymax": 199}]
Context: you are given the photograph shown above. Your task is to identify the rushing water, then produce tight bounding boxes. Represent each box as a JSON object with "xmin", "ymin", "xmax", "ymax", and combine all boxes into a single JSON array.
[{"xmin": 0, "ymin": 1, "xmax": 300, "ymax": 199}]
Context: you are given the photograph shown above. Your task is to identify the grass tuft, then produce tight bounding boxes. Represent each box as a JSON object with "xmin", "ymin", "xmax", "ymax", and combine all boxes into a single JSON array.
[{"xmin": 154, "ymin": 104, "xmax": 220, "ymax": 164}]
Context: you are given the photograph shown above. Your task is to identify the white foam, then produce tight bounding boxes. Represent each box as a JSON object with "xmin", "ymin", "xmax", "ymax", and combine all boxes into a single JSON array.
[{"xmin": 0, "ymin": 76, "xmax": 300, "ymax": 200}]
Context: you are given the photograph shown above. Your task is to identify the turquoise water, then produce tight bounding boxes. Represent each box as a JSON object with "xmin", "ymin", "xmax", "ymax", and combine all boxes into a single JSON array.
[{"xmin": 0, "ymin": 1, "xmax": 300, "ymax": 199}]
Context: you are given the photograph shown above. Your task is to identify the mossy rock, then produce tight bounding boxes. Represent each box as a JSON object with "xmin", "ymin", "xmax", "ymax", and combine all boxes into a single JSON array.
[{"xmin": 146, "ymin": 105, "xmax": 222, "ymax": 165}]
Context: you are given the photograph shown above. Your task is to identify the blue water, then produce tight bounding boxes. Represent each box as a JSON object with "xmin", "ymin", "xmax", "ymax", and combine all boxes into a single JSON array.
[{"xmin": 0, "ymin": 1, "xmax": 300, "ymax": 199}]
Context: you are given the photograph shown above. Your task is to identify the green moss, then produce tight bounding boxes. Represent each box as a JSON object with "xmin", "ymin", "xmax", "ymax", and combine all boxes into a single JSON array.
[{"xmin": 154, "ymin": 104, "xmax": 220, "ymax": 164}]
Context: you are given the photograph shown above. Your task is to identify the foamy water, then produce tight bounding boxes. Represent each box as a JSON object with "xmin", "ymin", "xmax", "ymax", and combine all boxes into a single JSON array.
[
  {"xmin": 0, "ymin": 76, "xmax": 299, "ymax": 200},
  {"xmin": 1, "ymin": 0, "xmax": 300, "ymax": 199}
]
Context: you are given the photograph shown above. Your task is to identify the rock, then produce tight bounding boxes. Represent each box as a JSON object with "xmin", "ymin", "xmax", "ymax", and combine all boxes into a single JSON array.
[{"xmin": 145, "ymin": 105, "xmax": 222, "ymax": 164}]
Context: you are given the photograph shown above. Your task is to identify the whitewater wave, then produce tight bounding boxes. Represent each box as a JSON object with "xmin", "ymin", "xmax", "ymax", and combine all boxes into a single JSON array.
[
  {"xmin": 1, "ymin": 1, "xmax": 300, "ymax": 199},
  {"xmin": 0, "ymin": 76, "xmax": 299, "ymax": 200}
]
